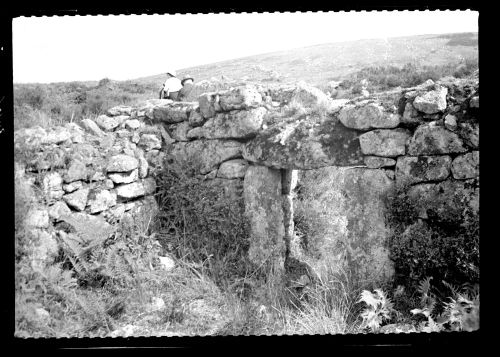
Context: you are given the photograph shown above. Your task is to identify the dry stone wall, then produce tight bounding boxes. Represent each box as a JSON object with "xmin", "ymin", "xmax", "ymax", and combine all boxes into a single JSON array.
[{"xmin": 15, "ymin": 76, "xmax": 479, "ymax": 285}]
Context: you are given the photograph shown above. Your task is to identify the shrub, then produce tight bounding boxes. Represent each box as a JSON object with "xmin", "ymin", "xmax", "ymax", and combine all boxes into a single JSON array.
[
  {"xmin": 154, "ymin": 156, "xmax": 253, "ymax": 288},
  {"xmin": 15, "ymin": 85, "xmax": 47, "ymax": 110},
  {"xmin": 98, "ymin": 78, "xmax": 111, "ymax": 87},
  {"xmin": 385, "ymin": 180, "xmax": 479, "ymax": 298},
  {"xmin": 82, "ymin": 94, "xmax": 106, "ymax": 116}
]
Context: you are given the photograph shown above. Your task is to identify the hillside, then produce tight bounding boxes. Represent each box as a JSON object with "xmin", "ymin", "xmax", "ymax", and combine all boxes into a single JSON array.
[
  {"xmin": 13, "ymin": 32, "xmax": 478, "ymax": 131},
  {"xmin": 134, "ymin": 32, "xmax": 478, "ymax": 88}
]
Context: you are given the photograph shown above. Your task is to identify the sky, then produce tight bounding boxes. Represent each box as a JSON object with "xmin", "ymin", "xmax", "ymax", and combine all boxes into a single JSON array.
[{"xmin": 12, "ymin": 10, "xmax": 478, "ymax": 84}]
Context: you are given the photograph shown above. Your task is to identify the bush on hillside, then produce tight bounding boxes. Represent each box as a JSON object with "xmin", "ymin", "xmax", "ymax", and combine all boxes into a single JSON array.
[
  {"xmin": 339, "ymin": 59, "xmax": 479, "ymax": 95},
  {"xmin": 14, "ymin": 85, "xmax": 47, "ymax": 110}
]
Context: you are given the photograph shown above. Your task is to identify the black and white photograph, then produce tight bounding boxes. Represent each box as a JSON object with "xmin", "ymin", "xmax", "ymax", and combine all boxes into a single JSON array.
[{"xmin": 11, "ymin": 9, "xmax": 479, "ymax": 340}]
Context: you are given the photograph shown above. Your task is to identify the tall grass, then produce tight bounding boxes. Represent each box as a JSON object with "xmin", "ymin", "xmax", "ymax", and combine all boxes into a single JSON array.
[
  {"xmin": 13, "ymin": 79, "xmax": 158, "ymax": 130},
  {"xmin": 269, "ymin": 263, "xmax": 361, "ymax": 335}
]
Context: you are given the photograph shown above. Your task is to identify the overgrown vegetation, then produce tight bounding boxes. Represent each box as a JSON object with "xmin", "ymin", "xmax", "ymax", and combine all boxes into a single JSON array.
[
  {"xmin": 358, "ymin": 276, "xmax": 479, "ymax": 333},
  {"xmin": 154, "ymin": 156, "xmax": 255, "ymax": 290},
  {"xmin": 13, "ymin": 79, "xmax": 158, "ymax": 131},
  {"xmin": 335, "ymin": 59, "xmax": 478, "ymax": 97},
  {"xmin": 380, "ymin": 179, "xmax": 479, "ymax": 326}
]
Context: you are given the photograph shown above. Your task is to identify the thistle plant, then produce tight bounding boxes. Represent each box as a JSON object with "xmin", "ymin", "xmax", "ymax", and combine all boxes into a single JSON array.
[{"xmin": 358, "ymin": 289, "xmax": 395, "ymax": 332}]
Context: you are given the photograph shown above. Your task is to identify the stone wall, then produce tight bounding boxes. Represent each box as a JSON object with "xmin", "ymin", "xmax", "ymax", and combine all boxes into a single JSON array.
[
  {"xmin": 289, "ymin": 77, "xmax": 479, "ymax": 285},
  {"xmin": 14, "ymin": 103, "xmax": 167, "ymax": 270},
  {"xmin": 15, "ymin": 76, "xmax": 479, "ymax": 284}
]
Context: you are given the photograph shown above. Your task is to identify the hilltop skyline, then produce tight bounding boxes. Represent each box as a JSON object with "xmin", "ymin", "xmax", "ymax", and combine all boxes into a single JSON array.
[{"xmin": 13, "ymin": 11, "xmax": 478, "ymax": 84}]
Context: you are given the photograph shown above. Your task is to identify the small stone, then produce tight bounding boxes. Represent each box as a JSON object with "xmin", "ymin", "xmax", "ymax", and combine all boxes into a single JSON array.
[
  {"xmin": 198, "ymin": 93, "xmax": 219, "ymax": 119},
  {"xmin": 138, "ymin": 156, "xmax": 148, "ymax": 178},
  {"xmin": 109, "ymin": 204, "xmax": 126, "ymax": 220},
  {"xmin": 125, "ymin": 119, "xmax": 141, "ymax": 130},
  {"xmin": 44, "ymin": 127, "xmax": 72, "ymax": 145},
  {"xmin": 63, "ymin": 188, "xmax": 90, "ymax": 211},
  {"xmin": 408, "ymin": 124, "xmax": 467, "ymax": 155},
  {"xmin": 48, "ymin": 201, "xmax": 72, "ymax": 221},
  {"xmin": 444, "ymin": 114, "xmax": 458, "ymax": 131},
  {"xmin": 108, "ymin": 169, "xmax": 139, "ymax": 184},
  {"xmin": 81, "ymin": 118, "xmax": 104, "ymax": 137},
  {"xmin": 395, "ymin": 155, "xmax": 452, "ymax": 184},
  {"xmin": 132, "ymin": 132, "xmax": 140, "ymax": 144},
  {"xmin": 99, "ymin": 134, "xmax": 115, "ymax": 150},
  {"xmin": 159, "ymin": 125, "xmax": 176, "ymax": 145},
  {"xmin": 109, "ymin": 325, "xmax": 138, "ymax": 338},
  {"xmin": 63, "ymin": 180, "xmax": 83, "ymax": 193},
  {"xmin": 219, "ymin": 85, "xmax": 263, "ymax": 111},
  {"xmin": 138, "ymin": 134, "xmax": 162, "ymax": 151},
  {"xmin": 115, "ymin": 129, "xmax": 131, "ymax": 139},
  {"xmin": 95, "ymin": 114, "xmax": 127, "ymax": 131},
  {"xmin": 412, "ymin": 85, "xmax": 448, "ymax": 114},
  {"xmin": 88, "ymin": 189, "xmax": 117, "ymax": 214},
  {"xmin": 89, "ymin": 170, "xmax": 106, "ymax": 182},
  {"xmin": 170, "ymin": 122, "xmax": 191, "ymax": 142},
  {"xmin": 106, "ymin": 155, "xmax": 139, "ymax": 173},
  {"xmin": 115, "ymin": 178, "xmax": 156, "ymax": 200},
  {"xmin": 359, "ymin": 129, "xmax": 410, "ymax": 157},
  {"xmin": 188, "ymin": 109, "xmax": 205, "ymax": 127},
  {"xmin": 401, "ymin": 102, "xmax": 422, "ymax": 124},
  {"xmin": 35, "ymin": 308, "xmax": 50, "ymax": 322},
  {"xmin": 151, "ymin": 297, "xmax": 166, "ymax": 310},
  {"xmin": 363, "ymin": 156, "xmax": 396, "ymax": 169},
  {"xmin": 64, "ymin": 160, "xmax": 88, "ymax": 183},
  {"xmin": 158, "ymin": 255, "xmax": 175, "ymax": 271},
  {"xmin": 451, "ymin": 151, "xmax": 479, "ymax": 179},
  {"xmin": 104, "ymin": 179, "xmax": 114, "ymax": 189},
  {"xmin": 469, "ymin": 96, "xmax": 479, "ymax": 108},
  {"xmin": 339, "ymin": 102, "xmax": 400, "ymax": 130},
  {"xmin": 152, "ymin": 102, "xmax": 196, "ymax": 123}
]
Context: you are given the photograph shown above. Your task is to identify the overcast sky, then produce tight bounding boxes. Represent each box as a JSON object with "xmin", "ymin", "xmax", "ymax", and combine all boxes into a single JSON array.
[{"xmin": 12, "ymin": 10, "xmax": 478, "ymax": 83}]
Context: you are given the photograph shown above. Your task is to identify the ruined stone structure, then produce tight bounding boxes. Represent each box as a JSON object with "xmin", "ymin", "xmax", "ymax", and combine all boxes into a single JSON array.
[{"xmin": 15, "ymin": 77, "xmax": 479, "ymax": 285}]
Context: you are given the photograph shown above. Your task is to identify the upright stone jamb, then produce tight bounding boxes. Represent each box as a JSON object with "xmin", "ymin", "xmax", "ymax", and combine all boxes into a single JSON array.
[
  {"xmin": 281, "ymin": 169, "xmax": 298, "ymax": 257},
  {"xmin": 243, "ymin": 165, "xmax": 285, "ymax": 273}
]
